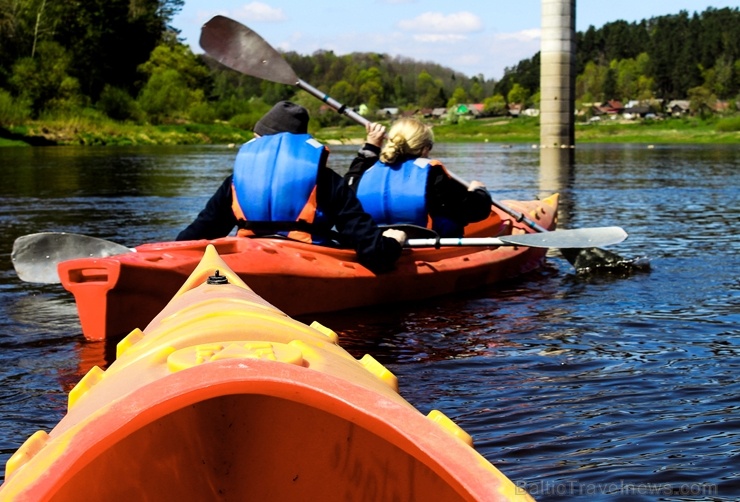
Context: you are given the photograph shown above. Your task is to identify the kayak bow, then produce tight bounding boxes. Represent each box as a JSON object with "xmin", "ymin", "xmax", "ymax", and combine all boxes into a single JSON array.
[{"xmin": 1, "ymin": 245, "xmax": 534, "ymax": 501}]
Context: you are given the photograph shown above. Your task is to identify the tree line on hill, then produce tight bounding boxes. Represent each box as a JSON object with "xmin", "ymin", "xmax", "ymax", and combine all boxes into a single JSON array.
[
  {"xmin": 1, "ymin": 2, "xmax": 738, "ymax": 133},
  {"xmin": 496, "ymin": 7, "xmax": 740, "ymax": 116}
]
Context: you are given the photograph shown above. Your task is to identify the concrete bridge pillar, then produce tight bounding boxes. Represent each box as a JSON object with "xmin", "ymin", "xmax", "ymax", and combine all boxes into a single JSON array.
[{"xmin": 540, "ymin": 0, "xmax": 575, "ymax": 148}]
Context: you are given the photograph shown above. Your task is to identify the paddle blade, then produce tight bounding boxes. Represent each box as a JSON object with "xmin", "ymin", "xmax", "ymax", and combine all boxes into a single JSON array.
[
  {"xmin": 498, "ymin": 226, "xmax": 628, "ymax": 249},
  {"xmin": 11, "ymin": 232, "xmax": 132, "ymax": 284},
  {"xmin": 200, "ymin": 15, "xmax": 298, "ymax": 85}
]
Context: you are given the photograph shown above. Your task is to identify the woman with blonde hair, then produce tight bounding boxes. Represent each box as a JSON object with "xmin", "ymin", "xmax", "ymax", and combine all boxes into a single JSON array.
[{"xmin": 345, "ymin": 117, "xmax": 492, "ymax": 237}]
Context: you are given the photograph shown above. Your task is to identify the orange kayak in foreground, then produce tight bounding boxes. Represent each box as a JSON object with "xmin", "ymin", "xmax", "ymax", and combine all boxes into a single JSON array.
[
  {"xmin": 2, "ymin": 244, "xmax": 534, "ymax": 501},
  {"xmin": 59, "ymin": 195, "xmax": 558, "ymax": 341}
]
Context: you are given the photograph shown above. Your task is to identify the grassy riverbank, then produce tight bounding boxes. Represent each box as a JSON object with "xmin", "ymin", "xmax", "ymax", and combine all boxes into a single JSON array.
[{"xmin": 2, "ymin": 115, "xmax": 739, "ymax": 148}]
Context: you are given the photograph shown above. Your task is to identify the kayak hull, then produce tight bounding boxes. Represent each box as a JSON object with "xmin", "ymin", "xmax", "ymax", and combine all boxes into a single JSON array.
[
  {"xmin": 59, "ymin": 196, "xmax": 558, "ymax": 341},
  {"xmin": 2, "ymin": 245, "xmax": 534, "ymax": 501}
]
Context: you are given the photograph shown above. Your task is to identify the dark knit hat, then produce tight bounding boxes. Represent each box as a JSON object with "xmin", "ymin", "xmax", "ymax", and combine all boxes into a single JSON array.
[{"xmin": 253, "ymin": 101, "xmax": 309, "ymax": 136}]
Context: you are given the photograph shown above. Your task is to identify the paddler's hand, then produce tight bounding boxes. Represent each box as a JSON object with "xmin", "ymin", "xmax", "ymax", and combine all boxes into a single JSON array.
[
  {"xmin": 468, "ymin": 180, "xmax": 486, "ymax": 191},
  {"xmin": 382, "ymin": 229, "xmax": 407, "ymax": 246},
  {"xmin": 365, "ymin": 122, "xmax": 386, "ymax": 147}
]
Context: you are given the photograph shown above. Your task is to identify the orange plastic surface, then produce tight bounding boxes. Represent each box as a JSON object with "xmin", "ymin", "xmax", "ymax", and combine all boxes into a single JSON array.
[
  {"xmin": 2, "ymin": 245, "xmax": 535, "ymax": 500},
  {"xmin": 58, "ymin": 196, "xmax": 558, "ymax": 341}
]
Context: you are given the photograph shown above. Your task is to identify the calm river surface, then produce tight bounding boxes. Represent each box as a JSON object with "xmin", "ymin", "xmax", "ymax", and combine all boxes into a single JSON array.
[{"xmin": 1, "ymin": 142, "xmax": 738, "ymax": 500}]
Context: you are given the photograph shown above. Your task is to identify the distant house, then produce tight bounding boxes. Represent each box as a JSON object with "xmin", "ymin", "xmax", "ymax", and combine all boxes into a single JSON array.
[
  {"xmin": 598, "ymin": 100, "xmax": 624, "ymax": 115},
  {"xmin": 713, "ymin": 100, "xmax": 731, "ymax": 113},
  {"xmin": 377, "ymin": 107, "xmax": 399, "ymax": 117},
  {"xmin": 431, "ymin": 107, "xmax": 447, "ymax": 118},
  {"xmin": 507, "ymin": 103, "xmax": 523, "ymax": 117},
  {"xmin": 607, "ymin": 99, "xmax": 623, "ymax": 111},
  {"xmin": 667, "ymin": 100, "xmax": 690, "ymax": 116},
  {"xmin": 468, "ymin": 103, "xmax": 485, "ymax": 116},
  {"xmin": 622, "ymin": 105, "xmax": 651, "ymax": 119},
  {"xmin": 588, "ymin": 106, "xmax": 601, "ymax": 116}
]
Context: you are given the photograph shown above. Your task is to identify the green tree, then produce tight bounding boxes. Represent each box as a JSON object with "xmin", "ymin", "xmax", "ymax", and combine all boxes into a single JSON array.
[
  {"xmin": 603, "ymin": 67, "xmax": 617, "ymax": 100},
  {"xmin": 9, "ymin": 40, "xmax": 83, "ymax": 115},
  {"xmin": 356, "ymin": 67, "xmax": 384, "ymax": 109},
  {"xmin": 702, "ymin": 56, "xmax": 735, "ymax": 99},
  {"xmin": 136, "ymin": 40, "xmax": 212, "ymax": 123},
  {"xmin": 483, "ymin": 94, "xmax": 506, "ymax": 116},
  {"xmin": 507, "ymin": 83, "xmax": 529, "ymax": 105},
  {"xmin": 391, "ymin": 75, "xmax": 407, "ymax": 106},
  {"xmin": 0, "ymin": 88, "xmax": 31, "ymax": 124},
  {"xmin": 469, "ymin": 80, "xmax": 483, "ymax": 102},
  {"xmin": 687, "ymin": 85, "xmax": 716, "ymax": 118},
  {"xmin": 494, "ymin": 52, "xmax": 540, "ymax": 100},
  {"xmin": 416, "ymin": 70, "xmax": 445, "ymax": 108},
  {"xmin": 576, "ymin": 61, "xmax": 608, "ymax": 102},
  {"xmin": 0, "ymin": 0, "xmax": 53, "ymax": 88},
  {"xmin": 447, "ymin": 87, "xmax": 468, "ymax": 107},
  {"xmin": 648, "ymin": 11, "xmax": 701, "ymax": 98},
  {"xmin": 97, "ymin": 84, "xmax": 141, "ymax": 122},
  {"xmin": 138, "ymin": 41, "xmax": 210, "ymax": 90},
  {"xmin": 137, "ymin": 69, "xmax": 193, "ymax": 123},
  {"xmin": 46, "ymin": 0, "xmax": 184, "ymax": 99},
  {"xmin": 329, "ymin": 80, "xmax": 357, "ymax": 106}
]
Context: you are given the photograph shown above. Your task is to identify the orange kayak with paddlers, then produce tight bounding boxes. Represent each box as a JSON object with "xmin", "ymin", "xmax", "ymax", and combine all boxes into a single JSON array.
[
  {"xmin": 58, "ymin": 195, "xmax": 558, "ymax": 341},
  {"xmin": 1, "ymin": 244, "xmax": 534, "ymax": 501}
]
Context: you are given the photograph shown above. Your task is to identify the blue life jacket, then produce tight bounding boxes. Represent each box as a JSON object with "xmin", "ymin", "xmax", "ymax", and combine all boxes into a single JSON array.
[
  {"xmin": 355, "ymin": 158, "xmax": 430, "ymax": 227},
  {"xmin": 231, "ymin": 133, "xmax": 326, "ymax": 242}
]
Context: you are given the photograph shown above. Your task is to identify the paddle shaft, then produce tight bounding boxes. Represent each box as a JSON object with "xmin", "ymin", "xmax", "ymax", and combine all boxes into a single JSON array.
[
  {"xmin": 297, "ymin": 79, "xmax": 372, "ymax": 127},
  {"xmin": 407, "ymin": 237, "xmax": 516, "ymax": 248}
]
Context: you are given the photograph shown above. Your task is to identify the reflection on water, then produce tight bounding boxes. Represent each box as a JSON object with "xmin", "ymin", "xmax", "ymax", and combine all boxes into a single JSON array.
[{"xmin": 1, "ymin": 143, "xmax": 738, "ymax": 499}]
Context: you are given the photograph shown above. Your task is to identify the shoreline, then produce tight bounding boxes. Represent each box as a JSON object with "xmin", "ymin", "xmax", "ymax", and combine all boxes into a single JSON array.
[{"xmin": 2, "ymin": 116, "xmax": 738, "ymax": 148}]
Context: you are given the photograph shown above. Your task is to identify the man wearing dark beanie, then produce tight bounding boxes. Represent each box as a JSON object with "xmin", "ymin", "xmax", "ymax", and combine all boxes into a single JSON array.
[
  {"xmin": 252, "ymin": 100, "xmax": 309, "ymax": 136},
  {"xmin": 176, "ymin": 101, "xmax": 406, "ymax": 273}
]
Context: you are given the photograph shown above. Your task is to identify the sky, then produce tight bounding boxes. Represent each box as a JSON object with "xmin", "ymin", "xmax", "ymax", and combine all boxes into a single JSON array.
[{"xmin": 172, "ymin": 1, "xmax": 737, "ymax": 81}]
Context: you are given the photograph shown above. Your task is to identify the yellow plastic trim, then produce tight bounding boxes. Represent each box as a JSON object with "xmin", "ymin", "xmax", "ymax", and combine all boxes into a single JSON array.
[
  {"xmin": 309, "ymin": 321, "xmax": 339, "ymax": 344},
  {"xmin": 359, "ymin": 354, "xmax": 399, "ymax": 392},
  {"xmin": 427, "ymin": 409, "xmax": 474, "ymax": 447},
  {"xmin": 68, "ymin": 366, "xmax": 105, "ymax": 409},
  {"xmin": 4, "ymin": 430, "xmax": 49, "ymax": 479},
  {"xmin": 171, "ymin": 244, "xmax": 251, "ymax": 300},
  {"xmin": 116, "ymin": 327, "xmax": 145, "ymax": 358},
  {"xmin": 167, "ymin": 341, "xmax": 304, "ymax": 373}
]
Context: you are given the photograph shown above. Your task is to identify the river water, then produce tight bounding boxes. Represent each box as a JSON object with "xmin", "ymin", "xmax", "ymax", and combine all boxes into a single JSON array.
[{"xmin": 0, "ymin": 143, "xmax": 738, "ymax": 500}]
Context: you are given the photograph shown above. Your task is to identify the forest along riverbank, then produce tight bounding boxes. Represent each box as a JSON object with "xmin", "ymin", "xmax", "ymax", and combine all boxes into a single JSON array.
[{"xmin": 2, "ymin": 114, "xmax": 739, "ymax": 148}]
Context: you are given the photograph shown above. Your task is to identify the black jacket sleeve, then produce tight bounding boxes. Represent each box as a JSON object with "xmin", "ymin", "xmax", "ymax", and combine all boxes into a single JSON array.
[
  {"xmin": 176, "ymin": 175, "xmax": 238, "ymax": 241},
  {"xmin": 318, "ymin": 168, "xmax": 402, "ymax": 273},
  {"xmin": 426, "ymin": 166, "xmax": 493, "ymax": 233},
  {"xmin": 345, "ymin": 143, "xmax": 381, "ymax": 190}
]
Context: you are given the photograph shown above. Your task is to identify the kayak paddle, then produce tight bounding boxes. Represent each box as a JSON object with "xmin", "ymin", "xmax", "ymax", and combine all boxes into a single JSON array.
[
  {"xmin": 406, "ymin": 226, "xmax": 627, "ymax": 249},
  {"xmin": 11, "ymin": 226, "xmax": 626, "ymax": 284},
  {"xmin": 198, "ymin": 15, "xmax": 637, "ymax": 273},
  {"xmin": 11, "ymin": 232, "xmax": 133, "ymax": 284}
]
